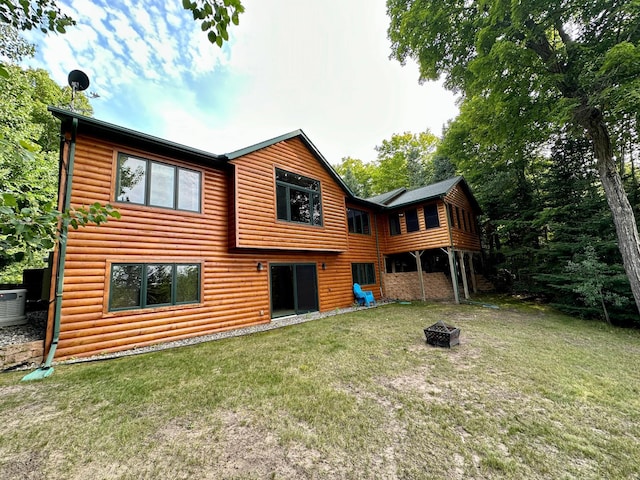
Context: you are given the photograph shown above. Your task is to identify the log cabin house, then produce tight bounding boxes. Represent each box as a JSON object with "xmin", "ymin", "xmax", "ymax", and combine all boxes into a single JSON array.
[{"xmin": 43, "ymin": 107, "xmax": 482, "ymax": 362}]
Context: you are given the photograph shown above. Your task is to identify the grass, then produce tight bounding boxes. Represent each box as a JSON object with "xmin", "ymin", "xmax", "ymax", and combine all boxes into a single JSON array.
[{"xmin": 1, "ymin": 297, "xmax": 640, "ymax": 479}]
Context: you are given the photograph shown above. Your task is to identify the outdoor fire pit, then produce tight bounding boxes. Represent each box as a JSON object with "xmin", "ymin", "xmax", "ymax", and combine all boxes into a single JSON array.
[{"xmin": 424, "ymin": 320, "xmax": 460, "ymax": 348}]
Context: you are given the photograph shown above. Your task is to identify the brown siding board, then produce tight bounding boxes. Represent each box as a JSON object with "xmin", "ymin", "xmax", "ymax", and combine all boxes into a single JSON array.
[
  {"xmin": 230, "ymin": 138, "xmax": 348, "ymax": 252},
  {"xmin": 53, "ymin": 133, "xmax": 380, "ymax": 361}
]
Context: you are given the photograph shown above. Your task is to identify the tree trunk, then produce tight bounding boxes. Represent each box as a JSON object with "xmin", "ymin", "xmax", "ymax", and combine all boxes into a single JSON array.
[{"xmin": 584, "ymin": 111, "xmax": 640, "ymax": 315}]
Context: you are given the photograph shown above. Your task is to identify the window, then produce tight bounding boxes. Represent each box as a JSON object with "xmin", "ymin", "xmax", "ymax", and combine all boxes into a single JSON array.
[
  {"xmin": 456, "ymin": 206, "xmax": 462, "ymax": 229},
  {"xmin": 275, "ymin": 168, "xmax": 322, "ymax": 226},
  {"xmin": 424, "ymin": 204, "xmax": 440, "ymax": 229},
  {"xmin": 109, "ymin": 263, "xmax": 200, "ymax": 311},
  {"xmin": 116, "ymin": 154, "xmax": 201, "ymax": 212},
  {"xmin": 405, "ymin": 208, "xmax": 419, "ymax": 232},
  {"xmin": 352, "ymin": 263, "xmax": 376, "ymax": 285},
  {"xmin": 347, "ymin": 208, "xmax": 370, "ymax": 234},
  {"xmin": 389, "ymin": 212, "xmax": 401, "ymax": 236}
]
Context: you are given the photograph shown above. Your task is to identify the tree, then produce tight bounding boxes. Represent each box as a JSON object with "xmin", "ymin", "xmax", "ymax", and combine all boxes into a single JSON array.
[
  {"xmin": 0, "ymin": 64, "xmax": 117, "ymax": 280},
  {"xmin": 372, "ymin": 130, "xmax": 439, "ymax": 194},
  {"xmin": 333, "ymin": 157, "xmax": 375, "ymax": 198},
  {"xmin": 388, "ymin": 0, "xmax": 640, "ymax": 314},
  {"xmin": 0, "ymin": 0, "xmax": 243, "ymax": 47}
]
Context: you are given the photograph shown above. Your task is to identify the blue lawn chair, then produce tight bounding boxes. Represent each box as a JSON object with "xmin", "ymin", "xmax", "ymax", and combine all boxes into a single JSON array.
[{"xmin": 353, "ymin": 283, "xmax": 376, "ymax": 307}]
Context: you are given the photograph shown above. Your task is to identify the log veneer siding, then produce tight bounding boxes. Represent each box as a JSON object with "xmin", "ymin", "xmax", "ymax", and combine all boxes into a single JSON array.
[
  {"xmin": 444, "ymin": 186, "xmax": 482, "ymax": 251},
  {"xmin": 229, "ymin": 138, "xmax": 348, "ymax": 252},
  {"xmin": 51, "ymin": 134, "xmax": 376, "ymax": 360},
  {"xmin": 46, "ymin": 117, "xmax": 482, "ymax": 362}
]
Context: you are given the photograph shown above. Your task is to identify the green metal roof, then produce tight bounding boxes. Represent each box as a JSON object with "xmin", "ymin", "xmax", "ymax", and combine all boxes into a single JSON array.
[
  {"xmin": 366, "ymin": 176, "xmax": 482, "ymax": 213},
  {"xmin": 49, "ymin": 107, "xmax": 481, "ymax": 214},
  {"xmin": 49, "ymin": 106, "xmax": 228, "ymax": 169}
]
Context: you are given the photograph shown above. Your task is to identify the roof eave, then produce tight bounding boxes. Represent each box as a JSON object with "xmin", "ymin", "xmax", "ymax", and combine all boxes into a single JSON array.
[
  {"xmin": 48, "ymin": 106, "xmax": 228, "ymax": 170},
  {"xmin": 226, "ymin": 128, "xmax": 356, "ymax": 198}
]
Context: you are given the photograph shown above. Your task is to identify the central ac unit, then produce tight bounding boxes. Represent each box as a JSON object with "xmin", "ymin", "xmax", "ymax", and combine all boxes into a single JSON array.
[{"xmin": 0, "ymin": 288, "xmax": 27, "ymax": 327}]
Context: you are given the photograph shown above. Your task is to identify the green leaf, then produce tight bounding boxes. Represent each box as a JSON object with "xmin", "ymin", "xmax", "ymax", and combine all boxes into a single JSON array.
[
  {"xmin": 208, "ymin": 31, "xmax": 217, "ymax": 44},
  {"xmin": 2, "ymin": 193, "xmax": 18, "ymax": 207},
  {"xmin": 215, "ymin": 35, "xmax": 223, "ymax": 47}
]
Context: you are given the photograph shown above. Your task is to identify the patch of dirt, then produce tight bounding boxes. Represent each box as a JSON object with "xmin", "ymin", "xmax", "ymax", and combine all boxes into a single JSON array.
[{"xmin": 0, "ymin": 450, "xmax": 45, "ymax": 480}]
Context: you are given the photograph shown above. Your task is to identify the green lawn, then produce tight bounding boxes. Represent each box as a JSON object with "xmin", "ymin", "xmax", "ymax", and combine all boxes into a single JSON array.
[{"xmin": 1, "ymin": 298, "xmax": 640, "ymax": 479}]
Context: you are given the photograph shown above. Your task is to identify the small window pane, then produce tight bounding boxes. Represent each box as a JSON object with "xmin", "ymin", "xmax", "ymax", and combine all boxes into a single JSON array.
[
  {"xmin": 276, "ymin": 168, "xmax": 319, "ymax": 191},
  {"xmin": 146, "ymin": 264, "xmax": 173, "ymax": 306},
  {"xmin": 406, "ymin": 208, "xmax": 419, "ymax": 232},
  {"xmin": 352, "ymin": 263, "xmax": 376, "ymax": 285},
  {"xmin": 347, "ymin": 209, "xmax": 356, "ymax": 232},
  {"xmin": 362, "ymin": 212, "xmax": 370, "ymax": 234},
  {"xmin": 290, "ymin": 188, "xmax": 310, "ymax": 223},
  {"xmin": 110, "ymin": 264, "xmax": 142, "ymax": 309},
  {"xmin": 178, "ymin": 169, "xmax": 201, "ymax": 211},
  {"xmin": 176, "ymin": 264, "xmax": 200, "ymax": 304},
  {"xmin": 312, "ymin": 192, "xmax": 322, "ymax": 226},
  {"xmin": 149, "ymin": 162, "xmax": 176, "ymax": 208},
  {"xmin": 117, "ymin": 157, "xmax": 147, "ymax": 204},
  {"xmin": 276, "ymin": 184, "xmax": 288, "ymax": 220},
  {"xmin": 389, "ymin": 213, "xmax": 401, "ymax": 236},
  {"xmin": 424, "ymin": 204, "xmax": 440, "ymax": 229},
  {"xmin": 348, "ymin": 209, "xmax": 370, "ymax": 234}
]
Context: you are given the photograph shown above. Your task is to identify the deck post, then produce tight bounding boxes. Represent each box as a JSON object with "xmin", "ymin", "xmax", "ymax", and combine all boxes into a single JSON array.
[
  {"xmin": 410, "ymin": 250, "xmax": 426, "ymax": 301},
  {"xmin": 469, "ymin": 253, "xmax": 478, "ymax": 293},
  {"xmin": 458, "ymin": 250, "xmax": 470, "ymax": 300},
  {"xmin": 448, "ymin": 247, "xmax": 460, "ymax": 304}
]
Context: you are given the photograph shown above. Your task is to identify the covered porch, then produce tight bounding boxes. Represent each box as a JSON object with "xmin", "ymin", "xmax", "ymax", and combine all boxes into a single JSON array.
[{"xmin": 382, "ymin": 248, "xmax": 483, "ymax": 303}]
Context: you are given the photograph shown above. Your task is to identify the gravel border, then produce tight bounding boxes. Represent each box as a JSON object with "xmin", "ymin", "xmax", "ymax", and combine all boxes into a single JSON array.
[{"xmin": 43, "ymin": 302, "xmax": 387, "ymax": 367}]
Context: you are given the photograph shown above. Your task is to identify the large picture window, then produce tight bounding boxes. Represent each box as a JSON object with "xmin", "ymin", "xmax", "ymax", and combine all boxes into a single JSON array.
[
  {"xmin": 424, "ymin": 204, "xmax": 440, "ymax": 229},
  {"xmin": 275, "ymin": 168, "xmax": 322, "ymax": 226},
  {"xmin": 116, "ymin": 154, "xmax": 201, "ymax": 212},
  {"xmin": 352, "ymin": 263, "xmax": 376, "ymax": 285},
  {"xmin": 347, "ymin": 208, "xmax": 370, "ymax": 234},
  {"xmin": 109, "ymin": 263, "xmax": 200, "ymax": 311}
]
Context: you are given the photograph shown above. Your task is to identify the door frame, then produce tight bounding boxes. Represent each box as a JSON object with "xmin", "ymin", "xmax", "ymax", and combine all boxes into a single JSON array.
[{"xmin": 269, "ymin": 262, "xmax": 319, "ymax": 318}]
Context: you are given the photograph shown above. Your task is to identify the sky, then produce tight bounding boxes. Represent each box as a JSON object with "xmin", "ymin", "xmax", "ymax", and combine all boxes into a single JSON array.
[{"xmin": 23, "ymin": 0, "xmax": 459, "ymax": 164}]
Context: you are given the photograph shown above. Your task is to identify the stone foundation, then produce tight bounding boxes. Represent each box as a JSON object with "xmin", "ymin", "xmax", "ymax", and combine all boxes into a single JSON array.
[
  {"xmin": 382, "ymin": 272, "xmax": 454, "ymax": 301},
  {"xmin": 0, "ymin": 340, "xmax": 44, "ymax": 370}
]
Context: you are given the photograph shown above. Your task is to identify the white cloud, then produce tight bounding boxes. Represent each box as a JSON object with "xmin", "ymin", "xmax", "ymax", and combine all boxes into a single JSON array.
[{"xmin": 22, "ymin": 0, "xmax": 458, "ymax": 165}]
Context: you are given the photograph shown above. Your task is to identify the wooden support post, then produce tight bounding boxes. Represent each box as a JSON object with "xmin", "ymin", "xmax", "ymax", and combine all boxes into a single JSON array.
[
  {"xmin": 410, "ymin": 250, "xmax": 426, "ymax": 301},
  {"xmin": 448, "ymin": 247, "xmax": 460, "ymax": 304},
  {"xmin": 458, "ymin": 251, "xmax": 470, "ymax": 300},
  {"xmin": 469, "ymin": 253, "xmax": 477, "ymax": 293}
]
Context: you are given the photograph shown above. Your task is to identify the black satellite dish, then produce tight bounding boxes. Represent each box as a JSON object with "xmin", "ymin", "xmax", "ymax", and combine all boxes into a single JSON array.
[
  {"xmin": 67, "ymin": 70, "xmax": 90, "ymax": 111},
  {"xmin": 68, "ymin": 69, "xmax": 90, "ymax": 92}
]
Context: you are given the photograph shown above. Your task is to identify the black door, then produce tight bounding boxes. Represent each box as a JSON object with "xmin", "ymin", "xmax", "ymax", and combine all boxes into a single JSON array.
[{"xmin": 270, "ymin": 264, "xmax": 318, "ymax": 318}]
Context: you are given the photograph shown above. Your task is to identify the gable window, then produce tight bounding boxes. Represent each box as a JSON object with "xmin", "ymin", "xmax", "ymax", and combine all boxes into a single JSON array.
[
  {"xmin": 424, "ymin": 204, "xmax": 440, "ymax": 229},
  {"xmin": 352, "ymin": 263, "xmax": 376, "ymax": 285},
  {"xmin": 405, "ymin": 208, "xmax": 419, "ymax": 232},
  {"xmin": 389, "ymin": 212, "xmax": 401, "ymax": 236},
  {"xmin": 275, "ymin": 168, "xmax": 322, "ymax": 226},
  {"xmin": 109, "ymin": 263, "xmax": 200, "ymax": 311},
  {"xmin": 347, "ymin": 208, "xmax": 370, "ymax": 234},
  {"xmin": 116, "ymin": 154, "xmax": 201, "ymax": 212}
]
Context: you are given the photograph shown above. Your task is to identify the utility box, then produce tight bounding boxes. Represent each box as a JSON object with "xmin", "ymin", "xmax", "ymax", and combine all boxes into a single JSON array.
[{"xmin": 0, "ymin": 289, "xmax": 27, "ymax": 326}]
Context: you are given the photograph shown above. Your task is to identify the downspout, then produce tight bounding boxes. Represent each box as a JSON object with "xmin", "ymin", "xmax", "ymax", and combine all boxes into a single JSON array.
[
  {"xmin": 374, "ymin": 213, "xmax": 383, "ymax": 298},
  {"xmin": 22, "ymin": 118, "xmax": 77, "ymax": 381}
]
